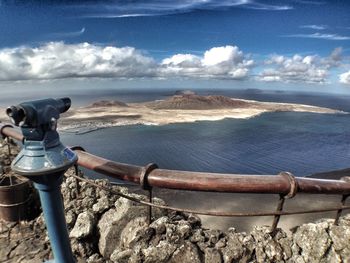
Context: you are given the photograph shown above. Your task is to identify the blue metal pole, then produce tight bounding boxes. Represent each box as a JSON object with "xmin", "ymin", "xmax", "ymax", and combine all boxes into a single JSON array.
[{"xmin": 31, "ymin": 173, "xmax": 75, "ymax": 263}]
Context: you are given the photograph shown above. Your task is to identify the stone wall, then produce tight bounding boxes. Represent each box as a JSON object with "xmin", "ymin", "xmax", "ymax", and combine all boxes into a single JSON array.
[
  {"xmin": 60, "ymin": 172, "xmax": 350, "ymax": 263},
  {"xmin": 1, "ymin": 139, "xmax": 350, "ymax": 262}
]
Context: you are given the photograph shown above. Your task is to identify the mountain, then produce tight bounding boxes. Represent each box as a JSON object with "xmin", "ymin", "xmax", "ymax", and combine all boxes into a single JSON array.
[{"xmin": 147, "ymin": 94, "xmax": 251, "ymax": 110}]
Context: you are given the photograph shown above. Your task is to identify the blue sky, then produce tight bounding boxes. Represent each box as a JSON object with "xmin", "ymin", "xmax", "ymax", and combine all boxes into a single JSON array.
[{"xmin": 0, "ymin": 0, "xmax": 350, "ymax": 93}]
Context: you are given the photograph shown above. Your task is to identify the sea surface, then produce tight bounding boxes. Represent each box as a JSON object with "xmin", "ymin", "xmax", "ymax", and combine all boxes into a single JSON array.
[{"xmin": 57, "ymin": 89, "xmax": 350, "ymax": 179}]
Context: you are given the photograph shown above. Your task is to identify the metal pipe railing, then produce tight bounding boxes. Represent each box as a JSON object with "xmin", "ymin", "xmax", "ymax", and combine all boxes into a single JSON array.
[{"xmin": 2, "ymin": 123, "xmax": 350, "ymax": 196}]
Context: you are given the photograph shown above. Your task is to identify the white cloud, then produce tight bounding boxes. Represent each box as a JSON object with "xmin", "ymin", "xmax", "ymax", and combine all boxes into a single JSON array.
[
  {"xmin": 283, "ymin": 33, "xmax": 350, "ymax": 40},
  {"xmin": 161, "ymin": 45, "xmax": 253, "ymax": 79},
  {"xmin": 0, "ymin": 42, "xmax": 253, "ymax": 81},
  {"xmin": 0, "ymin": 42, "xmax": 157, "ymax": 81},
  {"xmin": 80, "ymin": 0, "xmax": 293, "ymax": 18},
  {"xmin": 300, "ymin": 24, "xmax": 327, "ymax": 30},
  {"xmin": 321, "ymin": 47, "xmax": 343, "ymax": 68},
  {"xmin": 1, "ymin": 42, "xmax": 343, "ymax": 84},
  {"xmin": 339, "ymin": 71, "xmax": 350, "ymax": 84},
  {"xmin": 244, "ymin": 2, "xmax": 292, "ymax": 10},
  {"xmin": 258, "ymin": 48, "xmax": 342, "ymax": 84}
]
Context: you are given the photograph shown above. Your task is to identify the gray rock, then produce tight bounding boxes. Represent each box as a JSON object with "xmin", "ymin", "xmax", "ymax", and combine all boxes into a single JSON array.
[
  {"xmin": 190, "ymin": 228, "xmax": 206, "ymax": 243},
  {"xmin": 129, "ymin": 245, "xmax": 143, "ymax": 263},
  {"xmin": 251, "ymin": 226, "xmax": 285, "ymax": 263},
  {"xmin": 168, "ymin": 241, "xmax": 201, "ymax": 263},
  {"xmin": 293, "ymin": 221, "xmax": 331, "ymax": 262},
  {"xmin": 215, "ymin": 237, "xmax": 227, "ymax": 249},
  {"xmin": 329, "ymin": 225, "xmax": 350, "ymax": 262},
  {"xmin": 110, "ymin": 249, "xmax": 132, "ymax": 263},
  {"xmin": 221, "ymin": 231, "xmax": 247, "ymax": 263},
  {"xmin": 127, "ymin": 226, "xmax": 155, "ymax": 249},
  {"xmin": 339, "ymin": 213, "xmax": 350, "ymax": 227},
  {"xmin": 143, "ymin": 240, "xmax": 177, "ymax": 263},
  {"xmin": 204, "ymin": 247, "xmax": 222, "ymax": 263},
  {"xmin": 204, "ymin": 229, "xmax": 222, "ymax": 246},
  {"xmin": 165, "ymin": 223, "xmax": 180, "ymax": 243},
  {"xmin": 65, "ymin": 210, "xmax": 76, "ymax": 229},
  {"xmin": 70, "ymin": 211, "xmax": 95, "ymax": 239},
  {"xmin": 87, "ymin": 253, "xmax": 104, "ymax": 263},
  {"xmin": 149, "ymin": 216, "xmax": 169, "ymax": 234},
  {"xmin": 71, "ymin": 238, "xmax": 95, "ymax": 258},
  {"xmin": 93, "ymin": 195, "xmax": 111, "ymax": 214},
  {"xmin": 323, "ymin": 246, "xmax": 342, "ymax": 263},
  {"xmin": 98, "ymin": 194, "xmax": 166, "ymax": 258},
  {"xmin": 177, "ymin": 220, "xmax": 192, "ymax": 239},
  {"xmin": 81, "ymin": 196, "xmax": 95, "ymax": 210},
  {"xmin": 187, "ymin": 214, "xmax": 201, "ymax": 227}
]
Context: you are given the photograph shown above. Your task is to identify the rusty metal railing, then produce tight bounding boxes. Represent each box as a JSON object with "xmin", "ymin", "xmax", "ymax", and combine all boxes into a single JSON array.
[{"xmin": 1, "ymin": 123, "xmax": 350, "ymax": 232}]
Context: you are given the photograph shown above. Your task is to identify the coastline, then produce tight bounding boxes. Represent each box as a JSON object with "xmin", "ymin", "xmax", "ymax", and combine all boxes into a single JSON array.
[
  {"xmin": 0, "ymin": 96, "xmax": 346, "ymax": 134},
  {"xmin": 59, "ymin": 98, "xmax": 346, "ymax": 134}
]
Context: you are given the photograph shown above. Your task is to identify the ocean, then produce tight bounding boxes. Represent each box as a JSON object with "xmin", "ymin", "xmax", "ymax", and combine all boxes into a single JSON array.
[{"xmin": 58, "ymin": 89, "xmax": 350, "ymax": 179}]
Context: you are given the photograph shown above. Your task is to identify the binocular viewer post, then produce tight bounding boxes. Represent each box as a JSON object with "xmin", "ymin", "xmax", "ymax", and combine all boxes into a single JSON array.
[{"xmin": 7, "ymin": 97, "xmax": 77, "ymax": 263}]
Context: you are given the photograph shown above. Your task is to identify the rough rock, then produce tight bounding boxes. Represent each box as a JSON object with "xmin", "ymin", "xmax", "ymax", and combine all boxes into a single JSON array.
[
  {"xmin": 143, "ymin": 240, "xmax": 177, "ymax": 263},
  {"xmin": 329, "ymin": 225, "xmax": 350, "ymax": 261},
  {"xmin": 92, "ymin": 195, "xmax": 111, "ymax": 214},
  {"xmin": 168, "ymin": 241, "xmax": 201, "ymax": 263},
  {"xmin": 65, "ymin": 210, "xmax": 77, "ymax": 228},
  {"xmin": 293, "ymin": 221, "xmax": 332, "ymax": 262},
  {"xmin": 98, "ymin": 194, "xmax": 167, "ymax": 258},
  {"xmin": 70, "ymin": 211, "xmax": 95, "ymax": 239},
  {"xmin": 149, "ymin": 216, "xmax": 169, "ymax": 234},
  {"xmin": 251, "ymin": 226, "xmax": 287, "ymax": 262},
  {"xmin": 86, "ymin": 253, "xmax": 105, "ymax": 263},
  {"xmin": 110, "ymin": 249, "xmax": 133, "ymax": 263},
  {"xmin": 221, "ymin": 229, "xmax": 253, "ymax": 263},
  {"xmin": 204, "ymin": 247, "xmax": 222, "ymax": 263}
]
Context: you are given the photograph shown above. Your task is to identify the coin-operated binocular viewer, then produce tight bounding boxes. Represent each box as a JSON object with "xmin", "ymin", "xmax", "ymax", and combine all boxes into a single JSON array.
[{"xmin": 7, "ymin": 98, "xmax": 77, "ymax": 263}]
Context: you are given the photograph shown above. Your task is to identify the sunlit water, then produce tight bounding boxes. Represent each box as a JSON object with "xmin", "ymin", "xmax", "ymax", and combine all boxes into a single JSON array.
[{"xmin": 61, "ymin": 111, "xmax": 350, "ymax": 177}]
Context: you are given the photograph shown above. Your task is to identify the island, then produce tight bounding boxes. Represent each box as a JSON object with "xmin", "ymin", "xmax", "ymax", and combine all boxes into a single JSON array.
[{"xmin": 0, "ymin": 93, "xmax": 345, "ymax": 134}]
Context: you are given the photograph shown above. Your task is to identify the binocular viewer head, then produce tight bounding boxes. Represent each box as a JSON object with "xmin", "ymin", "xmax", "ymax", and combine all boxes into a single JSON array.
[
  {"xmin": 7, "ymin": 97, "xmax": 78, "ymax": 177},
  {"xmin": 6, "ymin": 97, "xmax": 71, "ymax": 128}
]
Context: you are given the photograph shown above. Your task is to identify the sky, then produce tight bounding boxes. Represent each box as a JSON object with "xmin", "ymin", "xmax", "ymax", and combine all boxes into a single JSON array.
[{"xmin": 0, "ymin": 0, "xmax": 350, "ymax": 94}]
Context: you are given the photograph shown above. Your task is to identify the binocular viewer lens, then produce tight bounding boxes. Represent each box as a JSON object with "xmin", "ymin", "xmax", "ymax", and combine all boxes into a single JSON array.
[
  {"xmin": 6, "ymin": 106, "xmax": 26, "ymax": 126},
  {"xmin": 59, "ymin": 97, "xmax": 71, "ymax": 113}
]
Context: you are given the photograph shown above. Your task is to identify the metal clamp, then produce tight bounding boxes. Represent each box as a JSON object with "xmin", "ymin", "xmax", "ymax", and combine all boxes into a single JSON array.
[
  {"xmin": 279, "ymin": 171, "xmax": 297, "ymax": 198},
  {"xmin": 140, "ymin": 163, "xmax": 158, "ymax": 225},
  {"xmin": 140, "ymin": 163, "xmax": 158, "ymax": 190},
  {"xmin": 271, "ymin": 172, "xmax": 297, "ymax": 233}
]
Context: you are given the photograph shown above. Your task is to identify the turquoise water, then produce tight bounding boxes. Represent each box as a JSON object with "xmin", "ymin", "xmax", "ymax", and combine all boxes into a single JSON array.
[{"xmin": 61, "ymin": 111, "xmax": 350, "ymax": 177}]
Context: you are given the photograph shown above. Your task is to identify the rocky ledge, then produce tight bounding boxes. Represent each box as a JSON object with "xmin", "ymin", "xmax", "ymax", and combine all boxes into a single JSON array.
[
  {"xmin": 0, "ymin": 169, "xmax": 349, "ymax": 263},
  {"xmin": 1, "ymin": 141, "xmax": 350, "ymax": 262}
]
